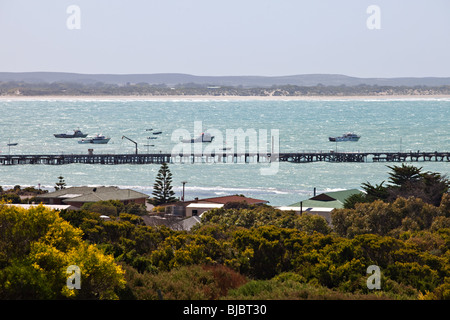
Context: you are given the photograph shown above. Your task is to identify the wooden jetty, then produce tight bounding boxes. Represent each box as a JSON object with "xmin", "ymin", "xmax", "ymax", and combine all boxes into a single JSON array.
[{"xmin": 0, "ymin": 151, "xmax": 449, "ymax": 165}]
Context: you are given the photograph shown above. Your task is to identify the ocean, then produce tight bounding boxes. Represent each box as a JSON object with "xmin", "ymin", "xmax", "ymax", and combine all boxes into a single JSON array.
[{"xmin": 0, "ymin": 97, "xmax": 449, "ymax": 206}]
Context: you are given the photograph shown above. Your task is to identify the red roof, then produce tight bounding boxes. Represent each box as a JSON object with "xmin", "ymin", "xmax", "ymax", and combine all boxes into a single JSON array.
[
  {"xmin": 197, "ymin": 195, "xmax": 269, "ymax": 205},
  {"xmin": 162, "ymin": 195, "xmax": 269, "ymax": 207}
]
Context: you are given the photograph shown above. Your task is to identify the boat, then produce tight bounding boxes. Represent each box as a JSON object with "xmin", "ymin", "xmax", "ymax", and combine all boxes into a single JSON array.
[
  {"xmin": 181, "ymin": 132, "xmax": 214, "ymax": 143},
  {"xmin": 78, "ymin": 134, "xmax": 111, "ymax": 144},
  {"xmin": 329, "ymin": 133, "xmax": 360, "ymax": 142},
  {"xmin": 54, "ymin": 129, "xmax": 88, "ymax": 138},
  {"xmin": 152, "ymin": 131, "xmax": 162, "ymax": 135},
  {"xmin": 6, "ymin": 138, "xmax": 18, "ymax": 147}
]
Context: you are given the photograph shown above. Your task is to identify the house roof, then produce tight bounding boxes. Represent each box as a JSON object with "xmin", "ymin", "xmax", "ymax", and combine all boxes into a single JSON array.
[
  {"xmin": 5, "ymin": 203, "xmax": 77, "ymax": 211},
  {"xmin": 180, "ymin": 215, "xmax": 203, "ymax": 231},
  {"xmin": 186, "ymin": 203, "xmax": 224, "ymax": 209},
  {"xmin": 291, "ymin": 199, "xmax": 344, "ymax": 209},
  {"xmin": 277, "ymin": 206, "xmax": 335, "ymax": 213},
  {"xmin": 289, "ymin": 189, "xmax": 362, "ymax": 209},
  {"xmin": 164, "ymin": 194, "xmax": 269, "ymax": 207},
  {"xmin": 198, "ymin": 195, "xmax": 269, "ymax": 205},
  {"xmin": 311, "ymin": 189, "xmax": 363, "ymax": 203},
  {"xmin": 36, "ymin": 186, "xmax": 148, "ymax": 203},
  {"xmin": 36, "ymin": 186, "xmax": 117, "ymax": 199}
]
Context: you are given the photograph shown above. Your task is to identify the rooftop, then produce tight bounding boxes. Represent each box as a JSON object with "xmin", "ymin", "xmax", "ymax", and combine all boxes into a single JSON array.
[
  {"xmin": 197, "ymin": 195, "xmax": 269, "ymax": 205},
  {"xmin": 289, "ymin": 189, "xmax": 363, "ymax": 209},
  {"xmin": 163, "ymin": 194, "xmax": 269, "ymax": 207},
  {"xmin": 4, "ymin": 203, "xmax": 77, "ymax": 211},
  {"xmin": 36, "ymin": 186, "xmax": 149, "ymax": 203},
  {"xmin": 186, "ymin": 203, "xmax": 224, "ymax": 208}
]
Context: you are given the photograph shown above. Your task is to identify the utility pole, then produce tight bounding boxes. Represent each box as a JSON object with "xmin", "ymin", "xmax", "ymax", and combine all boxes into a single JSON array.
[{"xmin": 181, "ymin": 181, "xmax": 187, "ymax": 201}]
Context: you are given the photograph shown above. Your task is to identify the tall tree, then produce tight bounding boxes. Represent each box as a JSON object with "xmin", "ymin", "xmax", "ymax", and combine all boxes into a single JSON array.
[
  {"xmin": 55, "ymin": 176, "xmax": 66, "ymax": 190},
  {"xmin": 386, "ymin": 164, "xmax": 449, "ymax": 206},
  {"xmin": 349, "ymin": 165, "xmax": 449, "ymax": 208},
  {"xmin": 151, "ymin": 163, "xmax": 177, "ymax": 206},
  {"xmin": 387, "ymin": 164, "xmax": 422, "ymax": 188}
]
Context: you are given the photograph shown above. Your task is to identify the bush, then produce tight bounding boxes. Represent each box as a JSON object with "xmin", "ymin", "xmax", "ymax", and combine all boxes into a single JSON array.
[
  {"xmin": 225, "ymin": 276, "xmax": 393, "ymax": 300},
  {"xmin": 152, "ymin": 206, "xmax": 166, "ymax": 213},
  {"xmin": 81, "ymin": 201, "xmax": 118, "ymax": 216},
  {"xmin": 331, "ymin": 197, "xmax": 445, "ymax": 237},
  {"xmin": 0, "ymin": 204, "xmax": 125, "ymax": 299},
  {"xmin": 121, "ymin": 264, "xmax": 247, "ymax": 300},
  {"xmin": 294, "ymin": 213, "xmax": 331, "ymax": 234}
]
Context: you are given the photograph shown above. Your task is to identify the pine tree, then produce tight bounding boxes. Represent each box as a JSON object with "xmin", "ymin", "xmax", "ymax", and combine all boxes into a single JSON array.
[
  {"xmin": 151, "ymin": 163, "xmax": 177, "ymax": 205},
  {"xmin": 55, "ymin": 176, "xmax": 66, "ymax": 190},
  {"xmin": 387, "ymin": 164, "xmax": 423, "ymax": 188}
]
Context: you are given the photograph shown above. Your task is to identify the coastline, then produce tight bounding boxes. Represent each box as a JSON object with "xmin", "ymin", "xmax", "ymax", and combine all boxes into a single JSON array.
[{"xmin": 1, "ymin": 94, "xmax": 450, "ymax": 101}]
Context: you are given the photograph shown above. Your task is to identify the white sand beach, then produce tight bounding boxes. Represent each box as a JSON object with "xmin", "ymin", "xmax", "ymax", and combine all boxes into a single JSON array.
[{"xmin": 1, "ymin": 94, "xmax": 450, "ymax": 101}]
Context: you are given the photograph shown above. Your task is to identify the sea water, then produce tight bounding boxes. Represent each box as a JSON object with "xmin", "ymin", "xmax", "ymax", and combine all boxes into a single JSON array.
[{"xmin": 0, "ymin": 98, "xmax": 448, "ymax": 206}]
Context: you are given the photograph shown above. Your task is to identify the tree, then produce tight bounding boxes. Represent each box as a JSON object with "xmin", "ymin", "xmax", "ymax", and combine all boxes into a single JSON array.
[
  {"xmin": 386, "ymin": 165, "xmax": 449, "ymax": 206},
  {"xmin": 55, "ymin": 176, "xmax": 66, "ymax": 190},
  {"xmin": 348, "ymin": 165, "xmax": 449, "ymax": 207},
  {"xmin": 361, "ymin": 181, "xmax": 389, "ymax": 201},
  {"xmin": 150, "ymin": 163, "xmax": 177, "ymax": 206},
  {"xmin": 387, "ymin": 164, "xmax": 423, "ymax": 188}
]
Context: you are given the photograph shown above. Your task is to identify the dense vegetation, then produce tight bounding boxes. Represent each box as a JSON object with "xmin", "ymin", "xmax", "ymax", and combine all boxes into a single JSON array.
[
  {"xmin": 1, "ymin": 165, "xmax": 449, "ymax": 299},
  {"xmin": 0, "ymin": 185, "xmax": 47, "ymax": 204},
  {"xmin": 1, "ymin": 80, "xmax": 450, "ymax": 97},
  {"xmin": 0, "ymin": 205, "xmax": 125, "ymax": 299}
]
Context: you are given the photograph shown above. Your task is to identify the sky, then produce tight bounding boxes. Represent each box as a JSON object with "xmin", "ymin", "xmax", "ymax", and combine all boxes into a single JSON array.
[{"xmin": 0, "ymin": 0, "xmax": 449, "ymax": 78}]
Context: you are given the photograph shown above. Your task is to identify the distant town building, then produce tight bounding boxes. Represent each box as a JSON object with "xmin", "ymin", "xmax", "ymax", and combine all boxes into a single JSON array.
[
  {"xmin": 161, "ymin": 194, "xmax": 269, "ymax": 217},
  {"xmin": 35, "ymin": 186, "xmax": 149, "ymax": 209}
]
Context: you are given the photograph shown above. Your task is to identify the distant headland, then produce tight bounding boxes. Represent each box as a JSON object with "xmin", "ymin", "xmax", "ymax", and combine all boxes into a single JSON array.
[{"xmin": 1, "ymin": 72, "xmax": 449, "ymax": 98}]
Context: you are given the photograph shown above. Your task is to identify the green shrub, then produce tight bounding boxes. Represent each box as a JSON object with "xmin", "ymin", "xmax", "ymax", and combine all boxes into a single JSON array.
[{"xmin": 121, "ymin": 264, "xmax": 247, "ymax": 300}]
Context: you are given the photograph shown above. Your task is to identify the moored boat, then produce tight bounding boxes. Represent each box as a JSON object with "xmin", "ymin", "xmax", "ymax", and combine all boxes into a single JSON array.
[
  {"xmin": 181, "ymin": 132, "xmax": 214, "ymax": 143},
  {"xmin": 78, "ymin": 134, "xmax": 111, "ymax": 144},
  {"xmin": 329, "ymin": 133, "xmax": 360, "ymax": 142},
  {"xmin": 54, "ymin": 129, "xmax": 88, "ymax": 138}
]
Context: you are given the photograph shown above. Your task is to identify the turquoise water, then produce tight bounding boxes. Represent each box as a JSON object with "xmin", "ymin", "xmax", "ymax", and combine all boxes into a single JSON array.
[{"xmin": 0, "ymin": 98, "xmax": 449, "ymax": 206}]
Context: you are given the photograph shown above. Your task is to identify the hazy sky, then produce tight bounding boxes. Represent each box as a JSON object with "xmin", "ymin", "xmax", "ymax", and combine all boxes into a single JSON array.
[{"xmin": 0, "ymin": 0, "xmax": 449, "ymax": 77}]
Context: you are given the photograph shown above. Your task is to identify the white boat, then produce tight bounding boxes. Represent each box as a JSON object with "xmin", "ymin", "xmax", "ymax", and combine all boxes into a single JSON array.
[
  {"xmin": 78, "ymin": 134, "xmax": 111, "ymax": 144},
  {"xmin": 329, "ymin": 133, "xmax": 360, "ymax": 142},
  {"xmin": 181, "ymin": 132, "xmax": 214, "ymax": 143}
]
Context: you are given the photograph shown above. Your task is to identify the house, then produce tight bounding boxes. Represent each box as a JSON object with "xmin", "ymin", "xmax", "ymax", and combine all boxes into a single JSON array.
[
  {"xmin": 180, "ymin": 214, "xmax": 203, "ymax": 231},
  {"xmin": 35, "ymin": 186, "xmax": 149, "ymax": 209},
  {"xmin": 162, "ymin": 194, "xmax": 269, "ymax": 217},
  {"xmin": 281, "ymin": 189, "xmax": 363, "ymax": 223},
  {"xmin": 186, "ymin": 203, "xmax": 224, "ymax": 217}
]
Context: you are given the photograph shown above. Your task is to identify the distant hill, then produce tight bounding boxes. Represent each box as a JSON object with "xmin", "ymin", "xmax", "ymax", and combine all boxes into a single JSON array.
[{"xmin": 1, "ymin": 72, "xmax": 450, "ymax": 87}]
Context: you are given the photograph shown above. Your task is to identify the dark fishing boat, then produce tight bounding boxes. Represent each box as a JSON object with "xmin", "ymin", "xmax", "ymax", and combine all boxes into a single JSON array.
[
  {"xmin": 54, "ymin": 129, "xmax": 88, "ymax": 138},
  {"xmin": 329, "ymin": 133, "xmax": 360, "ymax": 142}
]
